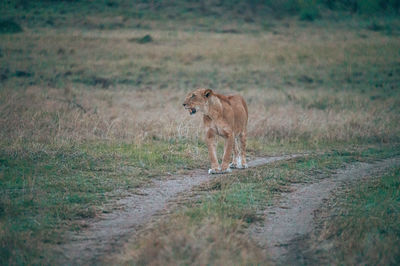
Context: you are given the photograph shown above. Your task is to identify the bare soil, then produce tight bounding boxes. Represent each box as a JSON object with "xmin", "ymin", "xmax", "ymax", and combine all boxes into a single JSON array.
[
  {"xmin": 250, "ymin": 157, "xmax": 400, "ymax": 265},
  {"xmin": 57, "ymin": 154, "xmax": 301, "ymax": 265}
]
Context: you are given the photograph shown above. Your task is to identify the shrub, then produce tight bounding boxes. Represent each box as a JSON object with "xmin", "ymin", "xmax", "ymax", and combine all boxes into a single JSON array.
[{"xmin": 0, "ymin": 19, "xmax": 23, "ymax": 34}]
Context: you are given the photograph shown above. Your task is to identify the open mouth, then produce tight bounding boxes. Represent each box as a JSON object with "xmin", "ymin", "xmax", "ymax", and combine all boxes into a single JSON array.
[{"xmin": 189, "ymin": 108, "xmax": 196, "ymax": 115}]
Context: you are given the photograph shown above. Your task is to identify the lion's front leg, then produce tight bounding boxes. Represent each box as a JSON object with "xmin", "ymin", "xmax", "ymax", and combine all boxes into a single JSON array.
[
  {"xmin": 221, "ymin": 132, "xmax": 234, "ymax": 173},
  {"xmin": 206, "ymin": 129, "xmax": 220, "ymax": 174}
]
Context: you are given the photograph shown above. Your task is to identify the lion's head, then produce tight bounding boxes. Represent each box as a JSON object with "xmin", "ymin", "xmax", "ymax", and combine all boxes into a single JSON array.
[{"xmin": 182, "ymin": 88, "xmax": 212, "ymax": 115}]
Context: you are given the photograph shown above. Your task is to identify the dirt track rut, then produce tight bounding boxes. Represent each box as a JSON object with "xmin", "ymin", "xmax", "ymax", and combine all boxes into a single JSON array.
[
  {"xmin": 58, "ymin": 154, "xmax": 301, "ymax": 265},
  {"xmin": 250, "ymin": 157, "xmax": 400, "ymax": 265}
]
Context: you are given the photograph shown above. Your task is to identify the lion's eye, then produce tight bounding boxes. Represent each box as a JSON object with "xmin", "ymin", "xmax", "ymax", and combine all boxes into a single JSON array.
[{"xmin": 191, "ymin": 94, "xmax": 196, "ymax": 99}]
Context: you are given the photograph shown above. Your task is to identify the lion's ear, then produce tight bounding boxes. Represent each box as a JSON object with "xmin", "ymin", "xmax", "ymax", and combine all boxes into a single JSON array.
[{"xmin": 204, "ymin": 89, "xmax": 212, "ymax": 98}]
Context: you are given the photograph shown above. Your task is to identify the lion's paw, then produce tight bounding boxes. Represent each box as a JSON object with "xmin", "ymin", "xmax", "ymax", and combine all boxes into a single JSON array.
[
  {"xmin": 220, "ymin": 167, "xmax": 232, "ymax": 173},
  {"xmin": 230, "ymin": 162, "xmax": 248, "ymax": 169},
  {"xmin": 208, "ymin": 168, "xmax": 220, "ymax": 174}
]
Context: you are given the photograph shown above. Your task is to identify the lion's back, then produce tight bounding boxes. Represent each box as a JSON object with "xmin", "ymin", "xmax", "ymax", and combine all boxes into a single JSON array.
[{"xmin": 227, "ymin": 94, "xmax": 248, "ymax": 133}]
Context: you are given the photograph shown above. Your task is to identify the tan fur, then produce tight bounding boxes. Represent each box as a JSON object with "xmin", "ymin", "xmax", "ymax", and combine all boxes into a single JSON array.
[{"xmin": 183, "ymin": 88, "xmax": 248, "ymax": 173}]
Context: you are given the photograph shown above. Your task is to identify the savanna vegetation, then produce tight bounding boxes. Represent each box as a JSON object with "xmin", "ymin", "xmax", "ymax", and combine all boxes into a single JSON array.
[{"xmin": 0, "ymin": 0, "xmax": 399, "ymax": 264}]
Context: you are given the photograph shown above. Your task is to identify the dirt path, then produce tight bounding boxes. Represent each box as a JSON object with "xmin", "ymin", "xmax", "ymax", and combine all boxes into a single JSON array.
[
  {"xmin": 57, "ymin": 154, "xmax": 301, "ymax": 265},
  {"xmin": 250, "ymin": 157, "xmax": 400, "ymax": 265}
]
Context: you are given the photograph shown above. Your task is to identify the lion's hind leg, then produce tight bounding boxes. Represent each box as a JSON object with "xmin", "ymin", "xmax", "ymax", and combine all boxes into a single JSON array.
[
  {"xmin": 229, "ymin": 136, "xmax": 239, "ymax": 169},
  {"xmin": 230, "ymin": 135, "xmax": 246, "ymax": 169},
  {"xmin": 239, "ymin": 132, "xmax": 248, "ymax": 169}
]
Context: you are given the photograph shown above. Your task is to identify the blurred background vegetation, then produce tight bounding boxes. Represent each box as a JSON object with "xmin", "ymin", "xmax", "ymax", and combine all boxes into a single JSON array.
[{"xmin": 1, "ymin": 0, "xmax": 399, "ymax": 32}]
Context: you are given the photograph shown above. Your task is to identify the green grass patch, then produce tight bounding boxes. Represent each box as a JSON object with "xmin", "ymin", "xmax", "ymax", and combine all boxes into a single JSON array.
[{"xmin": 0, "ymin": 139, "xmax": 207, "ymax": 265}]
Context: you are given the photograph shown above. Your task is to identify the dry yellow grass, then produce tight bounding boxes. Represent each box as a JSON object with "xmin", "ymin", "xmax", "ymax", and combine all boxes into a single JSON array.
[
  {"xmin": 1, "ymin": 84, "xmax": 398, "ymax": 151},
  {"xmin": 1, "ymin": 21, "xmax": 399, "ymax": 150},
  {"xmin": 113, "ymin": 215, "xmax": 267, "ymax": 266}
]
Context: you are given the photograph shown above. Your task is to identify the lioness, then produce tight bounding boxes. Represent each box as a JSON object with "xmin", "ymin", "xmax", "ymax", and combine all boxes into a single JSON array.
[{"xmin": 183, "ymin": 88, "xmax": 248, "ymax": 174}]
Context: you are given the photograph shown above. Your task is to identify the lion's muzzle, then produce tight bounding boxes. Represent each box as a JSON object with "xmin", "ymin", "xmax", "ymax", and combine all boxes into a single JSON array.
[{"xmin": 183, "ymin": 103, "xmax": 197, "ymax": 115}]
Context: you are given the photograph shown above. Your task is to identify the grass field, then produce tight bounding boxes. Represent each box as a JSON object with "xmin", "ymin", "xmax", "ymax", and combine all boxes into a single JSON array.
[{"xmin": 1, "ymin": 0, "xmax": 399, "ymax": 264}]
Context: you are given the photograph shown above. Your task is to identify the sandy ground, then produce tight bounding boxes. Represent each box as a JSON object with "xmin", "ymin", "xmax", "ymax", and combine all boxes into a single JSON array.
[
  {"xmin": 250, "ymin": 157, "xmax": 400, "ymax": 265},
  {"xmin": 57, "ymin": 154, "xmax": 301, "ymax": 265}
]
